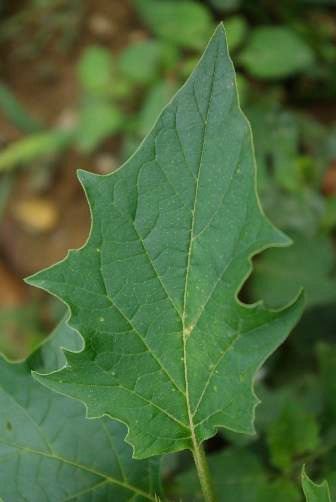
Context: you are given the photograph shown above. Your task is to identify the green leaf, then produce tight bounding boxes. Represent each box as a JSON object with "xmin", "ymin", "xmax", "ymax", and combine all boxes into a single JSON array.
[
  {"xmin": 133, "ymin": 0, "xmax": 213, "ymax": 50},
  {"xmin": 118, "ymin": 40, "xmax": 166, "ymax": 85},
  {"xmin": 270, "ymin": 111, "xmax": 301, "ymax": 192},
  {"xmin": 245, "ymin": 100, "xmax": 303, "ymax": 193},
  {"xmin": 267, "ymin": 403, "xmax": 320, "ymax": 471},
  {"xmin": 317, "ymin": 343, "xmax": 336, "ymax": 419},
  {"xmin": 0, "ymin": 172, "xmax": 13, "ymax": 219},
  {"xmin": 255, "ymin": 376, "xmax": 323, "ymax": 435},
  {"xmin": 0, "ymin": 130, "xmax": 73, "ymax": 172},
  {"xmin": 322, "ymin": 196, "xmax": 336, "ymax": 231},
  {"xmin": 326, "ymin": 473, "xmax": 336, "ymax": 501},
  {"xmin": 30, "ymin": 316, "xmax": 83, "ymax": 373},
  {"xmin": 250, "ymin": 231, "xmax": 336, "ymax": 309},
  {"xmin": 302, "ymin": 467, "xmax": 332, "ymax": 502},
  {"xmin": 26, "ymin": 25, "xmax": 304, "ymax": 459},
  {"xmin": 240, "ymin": 27, "xmax": 315, "ymax": 79},
  {"xmin": 225, "ymin": 16, "xmax": 248, "ymax": 52},
  {"xmin": 76, "ymin": 100, "xmax": 123, "ymax": 153},
  {"xmin": 0, "ymin": 83, "xmax": 42, "ymax": 133},
  {"xmin": 0, "ymin": 323, "xmax": 160, "ymax": 501},
  {"xmin": 78, "ymin": 46, "xmax": 113, "ymax": 96},
  {"xmin": 260, "ymin": 187, "xmax": 325, "ymax": 237},
  {"xmin": 0, "ymin": 305, "xmax": 43, "ymax": 361},
  {"xmin": 257, "ymin": 479, "xmax": 301, "ymax": 502},
  {"xmin": 138, "ymin": 80, "xmax": 178, "ymax": 136}
]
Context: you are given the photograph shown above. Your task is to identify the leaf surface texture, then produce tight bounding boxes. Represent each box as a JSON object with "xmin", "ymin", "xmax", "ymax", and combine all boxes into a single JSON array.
[
  {"xmin": 0, "ymin": 321, "xmax": 159, "ymax": 501},
  {"xmin": 27, "ymin": 26, "xmax": 304, "ymax": 458}
]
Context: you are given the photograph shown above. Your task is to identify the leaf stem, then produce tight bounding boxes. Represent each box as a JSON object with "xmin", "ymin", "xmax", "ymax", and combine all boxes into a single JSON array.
[{"xmin": 192, "ymin": 442, "xmax": 216, "ymax": 502}]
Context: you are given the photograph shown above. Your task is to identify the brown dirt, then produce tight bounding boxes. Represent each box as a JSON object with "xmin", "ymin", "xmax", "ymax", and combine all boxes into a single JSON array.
[{"xmin": 0, "ymin": 0, "xmax": 140, "ymax": 307}]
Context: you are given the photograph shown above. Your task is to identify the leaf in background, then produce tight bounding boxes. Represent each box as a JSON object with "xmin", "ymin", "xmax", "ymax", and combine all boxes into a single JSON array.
[
  {"xmin": 174, "ymin": 448, "xmax": 266, "ymax": 501},
  {"xmin": 257, "ymin": 479, "xmax": 301, "ymax": 502},
  {"xmin": 27, "ymin": 25, "xmax": 303, "ymax": 459},
  {"xmin": 245, "ymin": 98, "xmax": 279, "ymax": 191},
  {"xmin": 76, "ymin": 100, "xmax": 123, "ymax": 154},
  {"xmin": 30, "ymin": 316, "xmax": 83, "ymax": 373},
  {"xmin": 209, "ymin": 0, "xmax": 241, "ymax": 11},
  {"xmin": 326, "ymin": 473, "xmax": 336, "ymax": 502},
  {"xmin": 0, "ymin": 83, "xmax": 42, "ymax": 133},
  {"xmin": 270, "ymin": 111, "xmax": 301, "ymax": 192},
  {"xmin": 261, "ymin": 187, "xmax": 325, "ymax": 237},
  {"xmin": 317, "ymin": 343, "xmax": 336, "ymax": 419},
  {"xmin": 133, "ymin": 0, "xmax": 214, "ymax": 50},
  {"xmin": 249, "ymin": 231, "xmax": 336, "ymax": 309},
  {"xmin": 245, "ymin": 100, "xmax": 303, "ymax": 193},
  {"xmin": 235, "ymin": 73, "xmax": 249, "ymax": 107},
  {"xmin": 118, "ymin": 40, "xmax": 166, "ymax": 85},
  {"xmin": 267, "ymin": 402, "xmax": 320, "ymax": 471},
  {"xmin": 322, "ymin": 196, "xmax": 336, "ymax": 231},
  {"xmin": 240, "ymin": 27, "xmax": 315, "ymax": 79},
  {"xmin": 255, "ymin": 376, "xmax": 323, "ymax": 435},
  {"xmin": 0, "ymin": 322, "xmax": 160, "ymax": 501},
  {"xmin": 0, "ymin": 172, "xmax": 13, "ymax": 218},
  {"xmin": 0, "ymin": 130, "xmax": 73, "ymax": 172},
  {"xmin": 138, "ymin": 80, "xmax": 178, "ymax": 136},
  {"xmin": 0, "ymin": 305, "xmax": 44, "ymax": 362},
  {"xmin": 302, "ymin": 467, "xmax": 331, "ymax": 502},
  {"xmin": 175, "ymin": 448, "xmax": 302, "ymax": 501},
  {"xmin": 78, "ymin": 46, "xmax": 113, "ymax": 97},
  {"xmin": 225, "ymin": 16, "xmax": 248, "ymax": 52}
]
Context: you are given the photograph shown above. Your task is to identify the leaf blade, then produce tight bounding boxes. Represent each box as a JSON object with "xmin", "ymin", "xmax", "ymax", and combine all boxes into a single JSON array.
[
  {"xmin": 27, "ymin": 25, "xmax": 304, "ymax": 458},
  {"xmin": 0, "ymin": 322, "xmax": 160, "ymax": 501},
  {"xmin": 302, "ymin": 467, "xmax": 332, "ymax": 502}
]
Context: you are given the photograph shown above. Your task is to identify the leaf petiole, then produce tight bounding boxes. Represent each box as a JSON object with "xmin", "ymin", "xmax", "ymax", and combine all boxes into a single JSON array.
[{"xmin": 192, "ymin": 442, "xmax": 216, "ymax": 502}]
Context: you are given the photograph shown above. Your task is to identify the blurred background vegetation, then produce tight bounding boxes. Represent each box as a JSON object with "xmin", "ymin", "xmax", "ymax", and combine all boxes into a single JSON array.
[{"xmin": 0, "ymin": 0, "xmax": 335, "ymax": 499}]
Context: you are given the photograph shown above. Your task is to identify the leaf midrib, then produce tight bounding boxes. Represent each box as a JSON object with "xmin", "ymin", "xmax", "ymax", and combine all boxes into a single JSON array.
[{"xmin": 181, "ymin": 40, "xmax": 219, "ymax": 449}]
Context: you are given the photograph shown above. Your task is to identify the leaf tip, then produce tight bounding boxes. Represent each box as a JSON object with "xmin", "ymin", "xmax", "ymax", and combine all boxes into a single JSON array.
[
  {"xmin": 212, "ymin": 21, "xmax": 228, "ymax": 46},
  {"xmin": 24, "ymin": 269, "xmax": 47, "ymax": 289},
  {"xmin": 77, "ymin": 168, "xmax": 97, "ymax": 188}
]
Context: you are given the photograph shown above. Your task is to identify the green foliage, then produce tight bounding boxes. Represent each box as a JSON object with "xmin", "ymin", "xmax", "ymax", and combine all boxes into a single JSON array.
[
  {"xmin": 0, "ymin": 320, "xmax": 160, "ymax": 501},
  {"xmin": 0, "ymin": 172, "xmax": 13, "ymax": 217},
  {"xmin": 78, "ymin": 46, "xmax": 114, "ymax": 96},
  {"xmin": 317, "ymin": 344, "xmax": 336, "ymax": 419},
  {"xmin": 1, "ymin": 2, "xmax": 336, "ymax": 498},
  {"xmin": 240, "ymin": 27, "xmax": 315, "ymax": 79},
  {"xmin": 224, "ymin": 16, "xmax": 248, "ymax": 52},
  {"xmin": 27, "ymin": 27, "xmax": 303, "ymax": 466},
  {"xmin": 250, "ymin": 231, "xmax": 336, "ymax": 309},
  {"xmin": 76, "ymin": 101, "xmax": 123, "ymax": 154},
  {"xmin": 133, "ymin": 0, "xmax": 213, "ymax": 49},
  {"xmin": 267, "ymin": 403, "xmax": 320, "ymax": 471},
  {"xmin": 118, "ymin": 40, "xmax": 173, "ymax": 85},
  {"xmin": 31, "ymin": 316, "xmax": 83, "ymax": 372},
  {"xmin": 0, "ymin": 305, "xmax": 44, "ymax": 362},
  {"xmin": 0, "ymin": 130, "xmax": 73, "ymax": 172},
  {"xmin": 138, "ymin": 80, "xmax": 178, "ymax": 136},
  {"xmin": 302, "ymin": 467, "xmax": 331, "ymax": 502},
  {"xmin": 0, "ymin": 83, "xmax": 42, "ymax": 133},
  {"xmin": 174, "ymin": 448, "xmax": 302, "ymax": 501},
  {"xmin": 175, "ymin": 448, "xmax": 267, "ymax": 501},
  {"xmin": 75, "ymin": 46, "xmax": 125, "ymax": 153},
  {"xmin": 258, "ymin": 479, "xmax": 301, "ymax": 502}
]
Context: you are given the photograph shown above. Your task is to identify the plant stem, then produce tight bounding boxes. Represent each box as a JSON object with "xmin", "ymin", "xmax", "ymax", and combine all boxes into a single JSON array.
[{"xmin": 192, "ymin": 442, "xmax": 216, "ymax": 502}]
